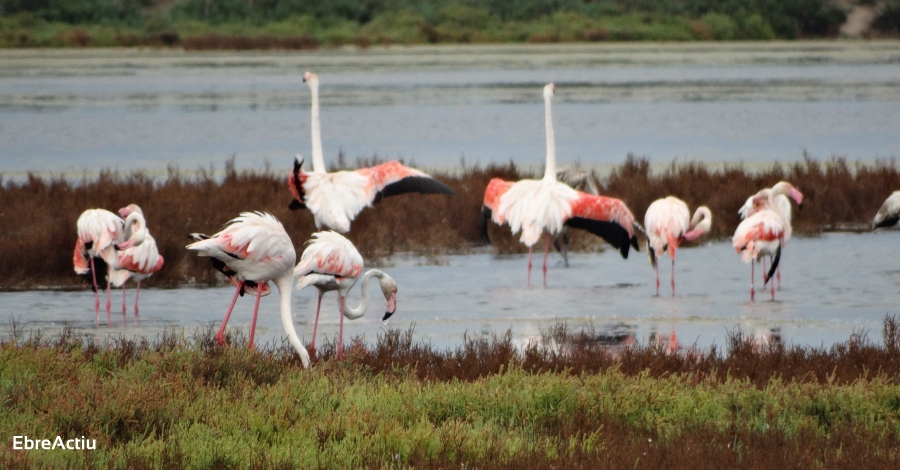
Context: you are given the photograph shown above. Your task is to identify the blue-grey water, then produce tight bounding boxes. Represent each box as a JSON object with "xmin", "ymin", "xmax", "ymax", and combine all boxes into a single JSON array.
[
  {"xmin": 2, "ymin": 42, "xmax": 900, "ymax": 179},
  {"xmin": 1, "ymin": 43, "xmax": 899, "ymax": 350},
  {"xmin": 1, "ymin": 232, "xmax": 897, "ymax": 351}
]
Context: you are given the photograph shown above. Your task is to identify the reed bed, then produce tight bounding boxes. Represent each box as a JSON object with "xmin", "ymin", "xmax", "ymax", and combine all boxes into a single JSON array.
[
  {"xmin": 1, "ymin": 155, "xmax": 897, "ymax": 290},
  {"xmin": 1, "ymin": 317, "xmax": 899, "ymax": 468}
]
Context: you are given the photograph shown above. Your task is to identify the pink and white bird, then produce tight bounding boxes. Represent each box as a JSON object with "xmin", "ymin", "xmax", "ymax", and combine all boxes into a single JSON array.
[
  {"xmin": 74, "ymin": 207, "xmax": 148, "ymax": 319},
  {"xmin": 186, "ymin": 212, "xmax": 310, "ymax": 368},
  {"xmin": 287, "ymin": 71, "xmax": 454, "ymax": 233},
  {"xmin": 480, "ymin": 83, "xmax": 639, "ymax": 286},
  {"xmin": 872, "ymin": 190, "xmax": 900, "ymax": 230},
  {"xmin": 107, "ymin": 204, "xmax": 164, "ymax": 314},
  {"xmin": 294, "ymin": 231, "xmax": 398, "ymax": 359},
  {"xmin": 739, "ymin": 186, "xmax": 794, "ymax": 289},
  {"xmin": 644, "ymin": 197, "xmax": 712, "ymax": 296},
  {"xmin": 732, "ymin": 182, "xmax": 804, "ymax": 301}
]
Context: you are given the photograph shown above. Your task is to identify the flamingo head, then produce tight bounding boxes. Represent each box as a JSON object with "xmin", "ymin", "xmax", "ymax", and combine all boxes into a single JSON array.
[
  {"xmin": 118, "ymin": 203, "xmax": 143, "ymax": 218},
  {"xmin": 379, "ymin": 274, "xmax": 398, "ymax": 321},
  {"xmin": 543, "ymin": 83, "xmax": 555, "ymax": 99},
  {"xmin": 772, "ymin": 181, "xmax": 804, "ymax": 206},
  {"xmin": 303, "ymin": 71, "xmax": 318, "ymax": 85}
]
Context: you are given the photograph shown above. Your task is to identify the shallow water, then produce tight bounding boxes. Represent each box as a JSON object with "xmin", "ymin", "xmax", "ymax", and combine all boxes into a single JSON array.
[
  {"xmin": 1, "ymin": 42, "xmax": 900, "ymax": 178},
  {"xmin": 2, "ymin": 232, "xmax": 896, "ymax": 351}
]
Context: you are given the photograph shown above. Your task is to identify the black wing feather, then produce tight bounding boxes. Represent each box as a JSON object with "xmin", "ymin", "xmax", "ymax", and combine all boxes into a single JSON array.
[
  {"xmin": 373, "ymin": 176, "xmax": 454, "ymax": 205},
  {"xmin": 564, "ymin": 217, "xmax": 638, "ymax": 259}
]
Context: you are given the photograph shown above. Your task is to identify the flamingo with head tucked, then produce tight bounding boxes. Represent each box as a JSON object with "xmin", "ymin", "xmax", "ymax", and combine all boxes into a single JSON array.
[
  {"xmin": 872, "ymin": 190, "xmax": 900, "ymax": 230},
  {"xmin": 739, "ymin": 186, "xmax": 794, "ymax": 289},
  {"xmin": 287, "ymin": 71, "xmax": 455, "ymax": 233},
  {"xmin": 294, "ymin": 231, "xmax": 398, "ymax": 359},
  {"xmin": 107, "ymin": 204, "xmax": 163, "ymax": 314},
  {"xmin": 732, "ymin": 182, "xmax": 803, "ymax": 301},
  {"xmin": 644, "ymin": 197, "xmax": 712, "ymax": 296},
  {"xmin": 480, "ymin": 83, "xmax": 639, "ymax": 286},
  {"xmin": 186, "ymin": 212, "xmax": 310, "ymax": 368}
]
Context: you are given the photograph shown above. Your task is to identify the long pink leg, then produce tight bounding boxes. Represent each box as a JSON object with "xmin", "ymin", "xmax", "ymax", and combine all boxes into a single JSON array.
[
  {"xmin": 670, "ymin": 258, "xmax": 676, "ymax": 296},
  {"xmin": 770, "ymin": 268, "xmax": 775, "ymax": 301},
  {"xmin": 121, "ymin": 285, "xmax": 127, "ymax": 313},
  {"xmin": 106, "ymin": 281, "xmax": 112, "ymax": 313},
  {"xmin": 310, "ymin": 293, "xmax": 323, "ymax": 355},
  {"xmin": 526, "ymin": 247, "xmax": 533, "ymax": 287},
  {"xmin": 338, "ymin": 296, "xmax": 346, "ymax": 359},
  {"xmin": 248, "ymin": 285, "xmax": 262, "ymax": 350},
  {"xmin": 542, "ymin": 235, "xmax": 551, "ymax": 287},
  {"xmin": 777, "ymin": 266, "xmax": 782, "ymax": 290},
  {"xmin": 134, "ymin": 282, "xmax": 141, "ymax": 315},
  {"xmin": 654, "ymin": 259, "xmax": 660, "ymax": 296},
  {"xmin": 216, "ymin": 281, "xmax": 243, "ymax": 345},
  {"xmin": 90, "ymin": 257, "xmax": 100, "ymax": 313},
  {"xmin": 750, "ymin": 261, "xmax": 756, "ymax": 302}
]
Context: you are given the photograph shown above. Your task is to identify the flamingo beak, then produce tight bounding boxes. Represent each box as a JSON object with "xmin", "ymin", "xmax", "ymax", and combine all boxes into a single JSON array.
[
  {"xmin": 118, "ymin": 207, "xmax": 133, "ymax": 218},
  {"xmin": 302, "ymin": 71, "xmax": 311, "ymax": 83},
  {"xmin": 789, "ymin": 187, "xmax": 804, "ymax": 206},
  {"xmin": 115, "ymin": 240, "xmax": 134, "ymax": 250},
  {"xmin": 382, "ymin": 292, "xmax": 397, "ymax": 321}
]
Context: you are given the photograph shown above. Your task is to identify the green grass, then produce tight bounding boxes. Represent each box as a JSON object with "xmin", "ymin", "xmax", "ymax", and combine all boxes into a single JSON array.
[{"xmin": 2, "ymin": 319, "xmax": 900, "ymax": 468}]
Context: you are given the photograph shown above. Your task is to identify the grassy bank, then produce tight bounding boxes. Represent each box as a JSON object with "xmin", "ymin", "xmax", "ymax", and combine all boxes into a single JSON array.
[
  {"xmin": 1, "ymin": 155, "xmax": 898, "ymax": 290},
  {"xmin": 1, "ymin": 0, "xmax": 873, "ymax": 48},
  {"xmin": 2, "ymin": 317, "xmax": 899, "ymax": 468}
]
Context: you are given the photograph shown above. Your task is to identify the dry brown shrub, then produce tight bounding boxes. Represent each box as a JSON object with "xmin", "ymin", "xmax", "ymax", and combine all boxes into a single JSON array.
[{"xmin": 2, "ymin": 155, "xmax": 898, "ymax": 290}]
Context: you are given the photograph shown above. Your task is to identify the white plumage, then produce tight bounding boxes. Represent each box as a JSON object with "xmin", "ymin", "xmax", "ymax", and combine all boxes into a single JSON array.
[{"xmin": 873, "ymin": 190, "xmax": 900, "ymax": 230}]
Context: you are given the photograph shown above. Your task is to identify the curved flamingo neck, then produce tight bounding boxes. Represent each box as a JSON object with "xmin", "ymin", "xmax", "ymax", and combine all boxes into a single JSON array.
[
  {"xmin": 309, "ymin": 80, "xmax": 325, "ymax": 174},
  {"xmin": 343, "ymin": 269, "xmax": 384, "ymax": 320},
  {"xmin": 275, "ymin": 275, "xmax": 310, "ymax": 368},
  {"xmin": 543, "ymin": 91, "xmax": 556, "ymax": 181}
]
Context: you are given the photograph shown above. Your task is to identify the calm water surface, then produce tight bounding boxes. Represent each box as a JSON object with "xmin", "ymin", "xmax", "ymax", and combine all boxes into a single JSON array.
[
  {"xmin": 2, "ymin": 232, "xmax": 897, "ymax": 351},
  {"xmin": 2, "ymin": 42, "xmax": 900, "ymax": 178}
]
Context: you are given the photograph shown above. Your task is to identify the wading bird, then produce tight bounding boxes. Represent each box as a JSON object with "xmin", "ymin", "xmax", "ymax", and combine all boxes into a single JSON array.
[
  {"xmin": 732, "ymin": 182, "xmax": 803, "ymax": 301},
  {"xmin": 554, "ymin": 166, "xmax": 601, "ymax": 267},
  {"xmin": 739, "ymin": 186, "xmax": 794, "ymax": 289},
  {"xmin": 872, "ymin": 190, "xmax": 900, "ymax": 230},
  {"xmin": 294, "ymin": 231, "xmax": 398, "ymax": 359},
  {"xmin": 481, "ymin": 83, "xmax": 639, "ymax": 286},
  {"xmin": 107, "ymin": 205, "xmax": 164, "ymax": 314},
  {"xmin": 287, "ymin": 71, "xmax": 454, "ymax": 233},
  {"xmin": 186, "ymin": 212, "xmax": 310, "ymax": 368},
  {"xmin": 644, "ymin": 197, "xmax": 712, "ymax": 296}
]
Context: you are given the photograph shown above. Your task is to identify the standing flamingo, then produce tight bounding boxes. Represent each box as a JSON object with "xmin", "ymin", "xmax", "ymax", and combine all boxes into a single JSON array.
[
  {"xmin": 107, "ymin": 205, "xmax": 164, "ymax": 314},
  {"xmin": 186, "ymin": 212, "xmax": 310, "ymax": 368},
  {"xmin": 732, "ymin": 182, "xmax": 803, "ymax": 301},
  {"xmin": 480, "ymin": 83, "xmax": 639, "ymax": 286},
  {"xmin": 872, "ymin": 190, "xmax": 900, "ymax": 230},
  {"xmin": 644, "ymin": 197, "xmax": 712, "ymax": 296},
  {"xmin": 739, "ymin": 186, "xmax": 793, "ymax": 289},
  {"xmin": 294, "ymin": 231, "xmax": 398, "ymax": 359},
  {"xmin": 287, "ymin": 71, "xmax": 454, "ymax": 233}
]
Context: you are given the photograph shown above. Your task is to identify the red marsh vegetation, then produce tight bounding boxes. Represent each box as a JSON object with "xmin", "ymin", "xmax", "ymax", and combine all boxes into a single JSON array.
[{"xmin": 1, "ymin": 155, "xmax": 897, "ymax": 290}]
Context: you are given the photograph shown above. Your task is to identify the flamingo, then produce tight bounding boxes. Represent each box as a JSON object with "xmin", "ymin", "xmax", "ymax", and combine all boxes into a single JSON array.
[
  {"xmin": 186, "ymin": 212, "xmax": 310, "ymax": 368},
  {"xmin": 644, "ymin": 197, "xmax": 712, "ymax": 296},
  {"xmin": 287, "ymin": 71, "xmax": 455, "ymax": 233},
  {"xmin": 107, "ymin": 205, "xmax": 164, "ymax": 314},
  {"xmin": 480, "ymin": 83, "xmax": 639, "ymax": 286},
  {"xmin": 732, "ymin": 182, "xmax": 803, "ymax": 301},
  {"xmin": 739, "ymin": 186, "xmax": 793, "ymax": 289},
  {"xmin": 294, "ymin": 231, "xmax": 398, "ymax": 359},
  {"xmin": 872, "ymin": 190, "xmax": 900, "ymax": 230},
  {"xmin": 74, "ymin": 208, "xmax": 137, "ymax": 318}
]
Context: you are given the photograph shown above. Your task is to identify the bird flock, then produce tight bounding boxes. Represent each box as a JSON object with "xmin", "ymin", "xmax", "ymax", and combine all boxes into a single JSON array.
[{"xmin": 74, "ymin": 75, "xmax": 900, "ymax": 368}]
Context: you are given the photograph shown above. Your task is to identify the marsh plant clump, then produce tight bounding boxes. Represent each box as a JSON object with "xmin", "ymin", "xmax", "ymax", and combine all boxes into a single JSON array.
[
  {"xmin": 1, "ymin": 155, "xmax": 898, "ymax": 291},
  {"xmin": 1, "ymin": 317, "xmax": 900, "ymax": 468}
]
